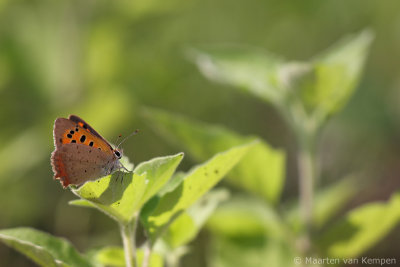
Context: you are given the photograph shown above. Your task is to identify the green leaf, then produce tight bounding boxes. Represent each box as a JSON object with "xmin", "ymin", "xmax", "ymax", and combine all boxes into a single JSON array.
[
  {"xmin": 142, "ymin": 143, "xmax": 253, "ymax": 243},
  {"xmin": 71, "ymin": 172, "xmax": 147, "ymax": 224},
  {"xmin": 93, "ymin": 247, "xmax": 125, "ymax": 267},
  {"xmin": 189, "ymin": 31, "xmax": 373, "ymax": 131},
  {"xmin": 134, "ymin": 153, "xmax": 184, "ymax": 207},
  {"xmin": 69, "ymin": 199, "xmax": 97, "ymax": 209},
  {"xmin": 318, "ymin": 192, "xmax": 400, "ymax": 258},
  {"xmin": 163, "ymin": 213, "xmax": 196, "ymax": 250},
  {"xmin": 206, "ymin": 196, "xmax": 285, "ymax": 239},
  {"xmin": 301, "ymin": 30, "xmax": 374, "ymax": 121},
  {"xmin": 137, "ymin": 248, "xmax": 163, "ymax": 267},
  {"xmin": 285, "ymin": 176, "xmax": 360, "ymax": 232},
  {"xmin": 0, "ymin": 227, "xmax": 91, "ymax": 267},
  {"xmin": 93, "ymin": 246, "xmax": 163, "ymax": 267},
  {"xmin": 157, "ymin": 172, "xmax": 186, "ymax": 197},
  {"xmin": 188, "ymin": 45, "xmax": 284, "ymax": 105},
  {"xmin": 164, "ymin": 189, "xmax": 229, "ymax": 248},
  {"xmin": 142, "ymin": 108, "xmax": 285, "ymax": 203},
  {"xmin": 313, "ymin": 176, "xmax": 360, "ymax": 228},
  {"xmin": 71, "ymin": 153, "xmax": 183, "ymax": 224}
]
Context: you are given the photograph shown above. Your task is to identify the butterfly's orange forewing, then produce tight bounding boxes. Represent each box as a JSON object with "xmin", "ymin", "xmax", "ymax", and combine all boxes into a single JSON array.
[{"xmin": 51, "ymin": 115, "xmax": 123, "ymax": 188}]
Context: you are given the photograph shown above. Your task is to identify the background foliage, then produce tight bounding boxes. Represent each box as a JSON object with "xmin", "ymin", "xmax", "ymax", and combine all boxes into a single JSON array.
[{"xmin": 1, "ymin": 0, "xmax": 400, "ymax": 266}]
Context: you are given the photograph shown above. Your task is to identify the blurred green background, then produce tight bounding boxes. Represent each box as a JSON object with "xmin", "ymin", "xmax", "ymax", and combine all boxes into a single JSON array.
[{"xmin": 1, "ymin": 0, "xmax": 400, "ymax": 266}]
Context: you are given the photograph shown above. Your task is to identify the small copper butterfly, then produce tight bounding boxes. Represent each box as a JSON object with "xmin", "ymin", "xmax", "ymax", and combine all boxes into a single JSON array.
[{"xmin": 51, "ymin": 115, "xmax": 129, "ymax": 188}]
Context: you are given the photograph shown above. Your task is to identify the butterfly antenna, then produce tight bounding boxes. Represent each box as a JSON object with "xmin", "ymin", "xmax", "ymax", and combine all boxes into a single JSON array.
[
  {"xmin": 116, "ymin": 129, "xmax": 139, "ymax": 149},
  {"xmin": 114, "ymin": 134, "xmax": 122, "ymax": 147}
]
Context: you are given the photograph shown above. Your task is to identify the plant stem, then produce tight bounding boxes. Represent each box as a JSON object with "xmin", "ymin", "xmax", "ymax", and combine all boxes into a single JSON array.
[
  {"xmin": 297, "ymin": 131, "xmax": 316, "ymax": 255},
  {"xmin": 141, "ymin": 241, "xmax": 152, "ymax": 267},
  {"xmin": 120, "ymin": 219, "xmax": 137, "ymax": 267}
]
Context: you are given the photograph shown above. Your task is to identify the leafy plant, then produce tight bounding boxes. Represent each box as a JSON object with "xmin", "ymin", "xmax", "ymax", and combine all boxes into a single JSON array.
[
  {"xmin": 0, "ymin": 143, "xmax": 253, "ymax": 267},
  {"xmin": 141, "ymin": 30, "xmax": 400, "ymax": 266}
]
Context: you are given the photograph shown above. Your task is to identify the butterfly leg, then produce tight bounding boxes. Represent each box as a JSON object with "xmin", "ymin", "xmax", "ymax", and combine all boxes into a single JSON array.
[
  {"xmin": 115, "ymin": 171, "xmax": 122, "ymax": 184},
  {"xmin": 119, "ymin": 171, "xmax": 123, "ymax": 184}
]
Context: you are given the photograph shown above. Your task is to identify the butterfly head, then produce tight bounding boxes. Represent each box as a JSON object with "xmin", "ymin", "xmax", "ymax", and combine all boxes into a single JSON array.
[{"xmin": 113, "ymin": 148, "xmax": 123, "ymax": 159}]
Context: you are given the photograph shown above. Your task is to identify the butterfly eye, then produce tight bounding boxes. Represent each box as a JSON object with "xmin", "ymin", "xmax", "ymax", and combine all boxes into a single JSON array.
[{"xmin": 113, "ymin": 150, "xmax": 122, "ymax": 159}]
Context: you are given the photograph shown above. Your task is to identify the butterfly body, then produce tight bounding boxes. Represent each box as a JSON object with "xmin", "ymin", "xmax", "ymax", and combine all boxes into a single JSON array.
[{"xmin": 51, "ymin": 115, "xmax": 124, "ymax": 188}]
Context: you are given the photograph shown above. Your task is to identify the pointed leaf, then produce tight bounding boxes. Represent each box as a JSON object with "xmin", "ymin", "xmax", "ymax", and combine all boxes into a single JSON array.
[
  {"xmin": 188, "ymin": 45, "xmax": 284, "ymax": 105},
  {"xmin": 71, "ymin": 153, "xmax": 183, "ymax": 224},
  {"xmin": 135, "ymin": 153, "xmax": 184, "ymax": 207},
  {"xmin": 318, "ymin": 192, "xmax": 400, "ymax": 257},
  {"xmin": 143, "ymin": 143, "xmax": 253, "ymax": 243},
  {"xmin": 0, "ymin": 228, "xmax": 91, "ymax": 267},
  {"xmin": 71, "ymin": 172, "xmax": 147, "ymax": 224},
  {"xmin": 302, "ymin": 30, "xmax": 374, "ymax": 120},
  {"xmin": 163, "ymin": 189, "xmax": 229, "ymax": 248},
  {"xmin": 143, "ymin": 108, "xmax": 285, "ymax": 203}
]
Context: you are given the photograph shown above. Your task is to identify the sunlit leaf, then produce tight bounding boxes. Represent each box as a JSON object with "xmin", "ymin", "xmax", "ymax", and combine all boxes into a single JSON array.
[
  {"xmin": 92, "ymin": 246, "xmax": 163, "ymax": 267},
  {"xmin": 0, "ymin": 228, "xmax": 91, "ymax": 267},
  {"xmin": 71, "ymin": 172, "xmax": 147, "ymax": 224},
  {"xmin": 142, "ymin": 143, "xmax": 253, "ymax": 243},
  {"xmin": 164, "ymin": 189, "xmax": 229, "ymax": 248},
  {"xmin": 158, "ymin": 172, "xmax": 186, "ymax": 197},
  {"xmin": 135, "ymin": 153, "xmax": 184, "ymax": 207},
  {"xmin": 71, "ymin": 153, "xmax": 183, "ymax": 224},
  {"xmin": 69, "ymin": 199, "xmax": 96, "ymax": 209},
  {"xmin": 93, "ymin": 247, "xmax": 125, "ymax": 267},
  {"xmin": 143, "ymin": 108, "xmax": 285, "ymax": 203},
  {"xmin": 318, "ymin": 192, "xmax": 400, "ymax": 257}
]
